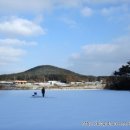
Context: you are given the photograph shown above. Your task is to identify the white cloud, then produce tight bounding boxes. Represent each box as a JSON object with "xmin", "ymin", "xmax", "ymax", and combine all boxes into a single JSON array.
[
  {"xmin": 0, "ymin": 0, "xmax": 129, "ymax": 14},
  {"xmin": 0, "ymin": 38, "xmax": 36, "ymax": 66},
  {"xmin": 0, "ymin": 16, "xmax": 41, "ymax": 68},
  {"xmin": 69, "ymin": 36, "xmax": 130, "ymax": 76},
  {"xmin": 61, "ymin": 17, "xmax": 78, "ymax": 28},
  {"xmin": 0, "ymin": 17, "xmax": 45, "ymax": 36},
  {"xmin": 81, "ymin": 7, "xmax": 93, "ymax": 17},
  {"xmin": 0, "ymin": 38, "xmax": 37, "ymax": 46},
  {"xmin": 0, "ymin": 0, "xmax": 53, "ymax": 14},
  {"xmin": 0, "ymin": 0, "xmax": 85, "ymax": 14},
  {"xmin": 0, "ymin": 0, "xmax": 129, "ymax": 20},
  {"xmin": 86, "ymin": 0, "xmax": 130, "ymax": 5},
  {"xmin": 101, "ymin": 5, "xmax": 128, "ymax": 16},
  {"xmin": 56, "ymin": 0, "xmax": 84, "ymax": 8},
  {"xmin": 0, "ymin": 46, "xmax": 26, "ymax": 65}
]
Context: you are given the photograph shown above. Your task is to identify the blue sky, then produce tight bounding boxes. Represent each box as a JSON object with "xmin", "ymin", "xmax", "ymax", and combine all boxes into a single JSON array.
[{"xmin": 0, "ymin": 0, "xmax": 130, "ymax": 76}]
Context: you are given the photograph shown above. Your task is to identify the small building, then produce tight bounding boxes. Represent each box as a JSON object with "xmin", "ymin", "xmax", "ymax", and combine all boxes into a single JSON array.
[
  {"xmin": 0, "ymin": 81, "xmax": 13, "ymax": 84},
  {"xmin": 13, "ymin": 80, "xmax": 27, "ymax": 84},
  {"xmin": 70, "ymin": 82, "xmax": 84, "ymax": 85},
  {"xmin": 47, "ymin": 81, "xmax": 68, "ymax": 87}
]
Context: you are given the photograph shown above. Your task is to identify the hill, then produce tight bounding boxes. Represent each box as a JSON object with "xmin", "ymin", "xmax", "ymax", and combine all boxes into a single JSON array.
[{"xmin": 0, "ymin": 65, "xmax": 96, "ymax": 82}]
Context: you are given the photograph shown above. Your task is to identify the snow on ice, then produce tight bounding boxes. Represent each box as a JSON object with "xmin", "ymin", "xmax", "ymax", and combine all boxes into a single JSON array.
[{"xmin": 0, "ymin": 90, "xmax": 130, "ymax": 130}]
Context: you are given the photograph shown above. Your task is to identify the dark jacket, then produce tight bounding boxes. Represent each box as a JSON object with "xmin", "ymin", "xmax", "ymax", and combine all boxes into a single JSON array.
[{"xmin": 41, "ymin": 87, "xmax": 45, "ymax": 97}]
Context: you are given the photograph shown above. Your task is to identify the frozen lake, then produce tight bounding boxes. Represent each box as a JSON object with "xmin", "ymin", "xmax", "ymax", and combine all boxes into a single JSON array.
[{"xmin": 0, "ymin": 90, "xmax": 130, "ymax": 130}]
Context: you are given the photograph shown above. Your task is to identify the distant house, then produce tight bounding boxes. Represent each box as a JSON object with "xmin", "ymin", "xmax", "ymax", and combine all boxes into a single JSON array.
[
  {"xmin": 33, "ymin": 81, "xmax": 69, "ymax": 88},
  {"xmin": 48, "ymin": 81, "xmax": 59, "ymax": 85},
  {"xmin": 47, "ymin": 81, "xmax": 68, "ymax": 87},
  {"xmin": 0, "ymin": 81, "xmax": 13, "ymax": 84},
  {"xmin": 70, "ymin": 82, "xmax": 84, "ymax": 85},
  {"xmin": 13, "ymin": 80, "xmax": 27, "ymax": 84}
]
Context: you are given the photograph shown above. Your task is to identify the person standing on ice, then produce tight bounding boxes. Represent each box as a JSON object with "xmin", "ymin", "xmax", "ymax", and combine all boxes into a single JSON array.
[{"xmin": 41, "ymin": 87, "xmax": 45, "ymax": 97}]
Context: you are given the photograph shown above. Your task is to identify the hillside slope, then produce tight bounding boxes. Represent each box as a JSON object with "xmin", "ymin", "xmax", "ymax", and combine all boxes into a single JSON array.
[{"xmin": 0, "ymin": 65, "xmax": 96, "ymax": 82}]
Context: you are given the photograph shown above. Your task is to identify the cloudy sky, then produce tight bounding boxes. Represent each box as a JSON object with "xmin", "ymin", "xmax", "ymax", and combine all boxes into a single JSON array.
[{"xmin": 0, "ymin": 0, "xmax": 130, "ymax": 76}]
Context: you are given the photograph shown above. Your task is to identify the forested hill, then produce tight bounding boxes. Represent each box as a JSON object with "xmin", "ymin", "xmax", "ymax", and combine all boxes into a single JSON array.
[{"xmin": 0, "ymin": 65, "xmax": 96, "ymax": 82}]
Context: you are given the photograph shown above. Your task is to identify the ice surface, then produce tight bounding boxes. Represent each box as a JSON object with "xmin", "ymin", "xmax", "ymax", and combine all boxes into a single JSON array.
[{"xmin": 0, "ymin": 90, "xmax": 130, "ymax": 130}]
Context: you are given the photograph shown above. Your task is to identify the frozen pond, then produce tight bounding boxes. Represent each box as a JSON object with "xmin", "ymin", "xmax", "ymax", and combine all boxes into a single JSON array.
[{"xmin": 0, "ymin": 90, "xmax": 130, "ymax": 130}]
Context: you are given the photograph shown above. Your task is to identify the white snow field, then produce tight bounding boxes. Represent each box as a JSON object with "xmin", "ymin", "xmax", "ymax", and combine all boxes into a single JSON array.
[{"xmin": 0, "ymin": 90, "xmax": 130, "ymax": 130}]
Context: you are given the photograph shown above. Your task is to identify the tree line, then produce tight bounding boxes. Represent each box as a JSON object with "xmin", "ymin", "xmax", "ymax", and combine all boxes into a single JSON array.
[{"xmin": 105, "ymin": 61, "xmax": 130, "ymax": 90}]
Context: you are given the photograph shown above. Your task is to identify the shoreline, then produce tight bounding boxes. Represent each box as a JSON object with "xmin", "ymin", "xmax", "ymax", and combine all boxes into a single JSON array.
[
  {"xmin": 44, "ymin": 88, "xmax": 103, "ymax": 90},
  {"xmin": 0, "ymin": 84, "xmax": 105, "ymax": 90},
  {"xmin": 0, "ymin": 88, "xmax": 103, "ymax": 91}
]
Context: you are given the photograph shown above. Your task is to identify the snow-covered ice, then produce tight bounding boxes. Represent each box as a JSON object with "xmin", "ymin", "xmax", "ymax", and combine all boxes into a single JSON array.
[{"xmin": 0, "ymin": 90, "xmax": 130, "ymax": 130}]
